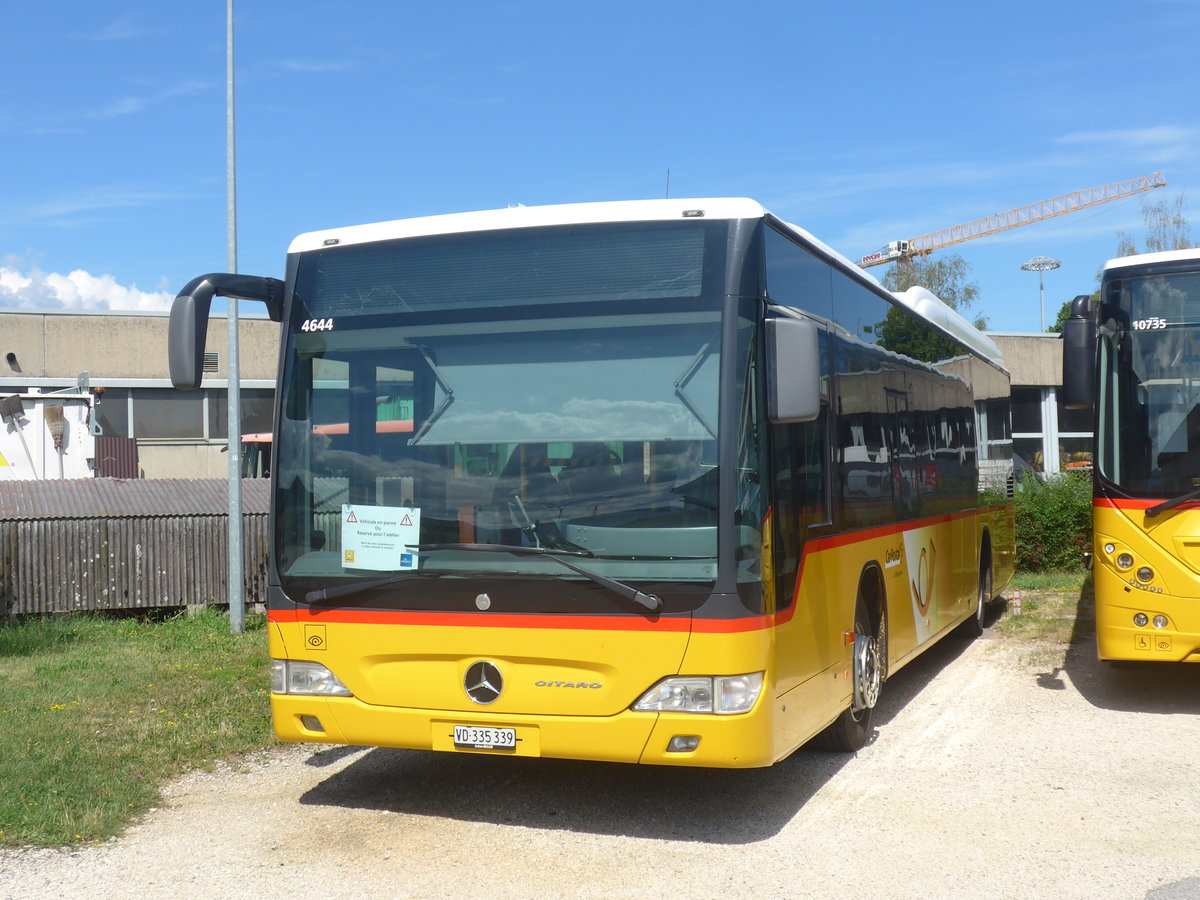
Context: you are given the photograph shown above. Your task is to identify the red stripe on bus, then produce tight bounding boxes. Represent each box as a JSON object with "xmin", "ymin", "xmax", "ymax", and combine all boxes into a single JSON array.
[
  {"xmin": 269, "ymin": 607, "xmax": 774, "ymax": 633},
  {"xmin": 270, "ymin": 509, "xmax": 984, "ymax": 634},
  {"xmin": 1095, "ymin": 498, "xmax": 1200, "ymax": 511}
]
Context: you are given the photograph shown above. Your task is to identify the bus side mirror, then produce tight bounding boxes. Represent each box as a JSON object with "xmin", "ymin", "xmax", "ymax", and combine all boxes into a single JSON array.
[
  {"xmin": 1061, "ymin": 294, "xmax": 1095, "ymax": 410},
  {"xmin": 766, "ymin": 316, "xmax": 821, "ymax": 423},
  {"xmin": 168, "ymin": 273, "xmax": 285, "ymax": 390}
]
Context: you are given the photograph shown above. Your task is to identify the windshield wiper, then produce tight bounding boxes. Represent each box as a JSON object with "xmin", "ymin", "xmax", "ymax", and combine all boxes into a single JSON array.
[
  {"xmin": 1146, "ymin": 486, "xmax": 1200, "ymax": 517},
  {"xmin": 673, "ymin": 342, "xmax": 717, "ymax": 439},
  {"xmin": 411, "ymin": 542, "xmax": 664, "ymax": 613},
  {"xmin": 303, "ymin": 571, "xmax": 428, "ymax": 604},
  {"xmin": 407, "ymin": 346, "xmax": 454, "ymax": 446}
]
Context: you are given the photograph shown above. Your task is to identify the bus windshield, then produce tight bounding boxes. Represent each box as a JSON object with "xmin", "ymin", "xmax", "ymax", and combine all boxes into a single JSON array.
[
  {"xmin": 274, "ymin": 221, "xmax": 730, "ymax": 601},
  {"xmin": 1097, "ymin": 270, "xmax": 1200, "ymax": 495}
]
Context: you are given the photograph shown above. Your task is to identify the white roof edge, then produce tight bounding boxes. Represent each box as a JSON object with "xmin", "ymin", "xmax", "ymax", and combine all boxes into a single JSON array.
[
  {"xmin": 778, "ymin": 221, "xmax": 888, "ymax": 291},
  {"xmin": 1104, "ymin": 248, "xmax": 1200, "ymax": 271},
  {"xmin": 893, "ymin": 286, "xmax": 1006, "ymax": 370},
  {"xmin": 288, "ymin": 198, "xmax": 769, "ymax": 253}
]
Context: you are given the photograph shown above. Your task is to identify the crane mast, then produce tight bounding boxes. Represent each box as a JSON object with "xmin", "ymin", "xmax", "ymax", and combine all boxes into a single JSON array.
[{"xmin": 859, "ymin": 172, "xmax": 1167, "ymax": 268}]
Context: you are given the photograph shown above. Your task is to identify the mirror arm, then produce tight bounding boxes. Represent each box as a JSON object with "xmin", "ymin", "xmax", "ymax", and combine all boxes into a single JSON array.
[{"xmin": 168, "ymin": 273, "xmax": 285, "ymax": 389}]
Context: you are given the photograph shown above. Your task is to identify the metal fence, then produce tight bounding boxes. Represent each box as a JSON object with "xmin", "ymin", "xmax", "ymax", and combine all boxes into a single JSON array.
[{"xmin": 0, "ymin": 478, "xmax": 269, "ymax": 616}]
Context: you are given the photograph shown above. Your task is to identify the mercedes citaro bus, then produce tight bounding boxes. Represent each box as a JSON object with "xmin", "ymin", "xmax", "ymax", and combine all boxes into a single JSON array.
[{"xmin": 169, "ymin": 198, "xmax": 1014, "ymax": 767}]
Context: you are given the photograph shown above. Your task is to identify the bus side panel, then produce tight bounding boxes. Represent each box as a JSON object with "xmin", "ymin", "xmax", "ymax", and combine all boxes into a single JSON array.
[
  {"xmin": 1094, "ymin": 503, "xmax": 1200, "ymax": 662},
  {"xmin": 980, "ymin": 501, "xmax": 1016, "ymax": 598},
  {"xmin": 771, "ymin": 513, "xmax": 976, "ymax": 760},
  {"xmin": 770, "ymin": 537, "xmax": 853, "ymax": 758}
]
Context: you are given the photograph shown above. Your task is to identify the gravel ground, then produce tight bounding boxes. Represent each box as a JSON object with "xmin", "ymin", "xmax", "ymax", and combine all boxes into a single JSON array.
[{"xmin": 4, "ymin": 623, "xmax": 1200, "ymax": 900}]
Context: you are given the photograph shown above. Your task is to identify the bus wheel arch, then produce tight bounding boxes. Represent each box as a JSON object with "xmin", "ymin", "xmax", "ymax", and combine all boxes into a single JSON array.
[
  {"xmin": 813, "ymin": 564, "xmax": 886, "ymax": 752},
  {"xmin": 960, "ymin": 530, "xmax": 993, "ymax": 638}
]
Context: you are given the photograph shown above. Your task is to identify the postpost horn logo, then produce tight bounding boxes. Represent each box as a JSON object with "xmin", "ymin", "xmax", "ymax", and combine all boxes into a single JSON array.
[{"xmin": 911, "ymin": 542, "xmax": 936, "ymax": 617}]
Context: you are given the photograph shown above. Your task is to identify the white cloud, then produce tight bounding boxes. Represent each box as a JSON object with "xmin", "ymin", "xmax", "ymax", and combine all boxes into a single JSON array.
[
  {"xmin": 0, "ymin": 263, "xmax": 172, "ymax": 312},
  {"xmin": 87, "ymin": 80, "xmax": 208, "ymax": 121},
  {"xmin": 77, "ymin": 14, "xmax": 149, "ymax": 42},
  {"xmin": 1055, "ymin": 126, "xmax": 1199, "ymax": 163}
]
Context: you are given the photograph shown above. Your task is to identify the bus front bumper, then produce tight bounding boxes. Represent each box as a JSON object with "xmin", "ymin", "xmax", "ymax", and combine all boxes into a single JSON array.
[
  {"xmin": 270, "ymin": 693, "xmax": 777, "ymax": 768},
  {"xmin": 1094, "ymin": 573, "xmax": 1200, "ymax": 662}
]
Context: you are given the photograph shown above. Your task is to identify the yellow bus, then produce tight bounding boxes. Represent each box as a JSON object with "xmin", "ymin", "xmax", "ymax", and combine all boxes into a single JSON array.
[
  {"xmin": 1064, "ymin": 248, "xmax": 1200, "ymax": 663},
  {"xmin": 169, "ymin": 199, "xmax": 1014, "ymax": 766}
]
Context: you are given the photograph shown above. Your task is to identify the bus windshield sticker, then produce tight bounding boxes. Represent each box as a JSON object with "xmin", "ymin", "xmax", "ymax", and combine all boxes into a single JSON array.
[{"xmin": 341, "ymin": 505, "xmax": 421, "ymax": 570}]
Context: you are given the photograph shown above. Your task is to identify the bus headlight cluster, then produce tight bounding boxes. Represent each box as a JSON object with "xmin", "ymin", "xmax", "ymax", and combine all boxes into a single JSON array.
[
  {"xmin": 1104, "ymin": 545, "xmax": 1163, "ymax": 593},
  {"xmin": 632, "ymin": 672, "xmax": 764, "ymax": 715},
  {"xmin": 270, "ymin": 659, "xmax": 353, "ymax": 696},
  {"xmin": 1132, "ymin": 613, "xmax": 1171, "ymax": 630}
]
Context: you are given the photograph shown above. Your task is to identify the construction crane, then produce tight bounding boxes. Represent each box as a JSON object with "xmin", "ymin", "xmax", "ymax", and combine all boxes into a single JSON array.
[{"xmin": 859, "ymin": 172, "xmax": 1167, "ymax": 268}]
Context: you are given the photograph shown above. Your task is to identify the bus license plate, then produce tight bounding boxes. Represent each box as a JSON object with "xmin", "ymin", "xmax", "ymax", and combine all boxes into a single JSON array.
[{"xmin": 453, "ymin": 725, "xmax": 516, "ymax": 750}]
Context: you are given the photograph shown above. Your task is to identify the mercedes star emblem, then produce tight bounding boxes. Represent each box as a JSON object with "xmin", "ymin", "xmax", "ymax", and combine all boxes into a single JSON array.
[{"xmin": 464, "ymin": 661, "xmax": 503, "ymax": 705}]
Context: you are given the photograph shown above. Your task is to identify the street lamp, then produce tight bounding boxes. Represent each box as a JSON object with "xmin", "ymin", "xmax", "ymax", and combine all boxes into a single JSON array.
[{"xmin": 1020, "ymin": 256, "xmax": 1061, "ymax": 332}]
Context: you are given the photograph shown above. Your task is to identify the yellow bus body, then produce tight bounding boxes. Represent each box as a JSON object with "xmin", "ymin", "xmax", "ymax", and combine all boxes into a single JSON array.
[
  {"xmin": 270, "ymin": 504, "xmax": 1014, "ymax": 768},
  {"xmin": 1094, "ymin": 500, "xmax": 1200, "ymax": 662}
]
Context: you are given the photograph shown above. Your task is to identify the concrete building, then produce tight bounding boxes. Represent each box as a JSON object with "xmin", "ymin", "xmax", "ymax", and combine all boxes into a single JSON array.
[
  {"xmin": 991, "ymin": 333, "xmax": 1092, "ymax": 476},
  {"xmin": 0, "ymin": 309, "xmax": 278, "ymax": 479},
  {"xmin": 0, "ymin": 308, "xmax": 1089, "ymax": 480}
]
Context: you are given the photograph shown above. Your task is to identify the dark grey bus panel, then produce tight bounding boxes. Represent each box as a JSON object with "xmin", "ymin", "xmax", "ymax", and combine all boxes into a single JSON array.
[
  {"xmin": 1061, "ymin": 294, "xmax": 1096, "ymax": 410},
  {"xmin": 765, "ymin": 316, "xmax": 821, "ymax": 423},
  {"xmin": 167, "ymin": 273, "xmax": 285, "ymax": 390}
]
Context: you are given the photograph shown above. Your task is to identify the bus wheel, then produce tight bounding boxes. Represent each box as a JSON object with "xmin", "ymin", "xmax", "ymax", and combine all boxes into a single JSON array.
[
  {"xmin": 814, "ymin": 594, "xmax": 881, "ymax": 752},
  {"xmin": 959, "ymin": 559, "xmax": 992, "ymax": 639}
]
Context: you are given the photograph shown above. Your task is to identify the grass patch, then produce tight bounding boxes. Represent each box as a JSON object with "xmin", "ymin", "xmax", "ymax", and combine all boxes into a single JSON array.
[
  {"xmin": 994, "ymin": 570, "xmax": 1091, "ymax": 664},
  {"xmin": 0, "ymin": 609, "xmax": 271, "ymax": 848}
]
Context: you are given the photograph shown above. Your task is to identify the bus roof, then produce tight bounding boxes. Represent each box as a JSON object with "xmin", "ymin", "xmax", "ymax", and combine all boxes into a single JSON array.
[
  {"xmin": 288, "ymin": 198, "xmax": 771, "ymax": 254},
  {"xmin": 892, "ymin": 286, "xmax": 1005, "ymax": 368},
  {"xmin": 1104, "ymin": 247, "xmax": 1200, "ymax": 272}
]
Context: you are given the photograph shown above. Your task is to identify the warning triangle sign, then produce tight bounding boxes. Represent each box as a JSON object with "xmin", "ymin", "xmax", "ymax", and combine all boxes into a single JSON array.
[
  {"xmin": 400, "ymin": 513, "xmax": 413, "ymax": 526},
  {"xmin": 345, "ymin": 509, "xmax": 358, "ymax": 523}
]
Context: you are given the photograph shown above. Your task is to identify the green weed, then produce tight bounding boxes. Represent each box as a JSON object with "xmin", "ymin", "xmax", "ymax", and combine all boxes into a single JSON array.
[{"xmin": 0, "ymin": 610, "xmax": 270, "ymax": 848}]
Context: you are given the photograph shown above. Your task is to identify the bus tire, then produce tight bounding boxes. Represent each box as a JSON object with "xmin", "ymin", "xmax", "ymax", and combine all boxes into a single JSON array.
[
  {"xmin": 959, "ymin": 554, "xmax": 992, "ymax": 639},
  {"xmin": 813, "ymin": 588, "xmax": 882, "ymax": 752}
]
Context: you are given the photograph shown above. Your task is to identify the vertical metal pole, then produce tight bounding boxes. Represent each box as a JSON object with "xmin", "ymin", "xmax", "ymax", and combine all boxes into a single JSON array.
[
  {"xmin": 1038, "ymin": 271, "xmax": 1045, "ymax": 333},
  {"xmin": 226, "ymin": 0, "xmax": 245, "ymax": 633}
]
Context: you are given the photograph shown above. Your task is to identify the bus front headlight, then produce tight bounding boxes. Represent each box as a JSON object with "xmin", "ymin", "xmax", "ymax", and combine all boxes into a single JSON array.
[
  {"xmin": 270, "ymin": 659, "xmax": 353, "ymax": 696},
  {"xmin": 633, "ymin": 672, "xmax": 763, "ymax": 715}
]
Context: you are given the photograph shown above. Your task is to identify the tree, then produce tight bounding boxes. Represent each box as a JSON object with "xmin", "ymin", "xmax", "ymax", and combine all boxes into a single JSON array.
[
  {"xmin": 1049, "ymin": 299, "xmax": 1073, "ymax": 334},
  {"xmin": 880, "ymin": 252, "xmax": 988, "ymax": 330},
  {"xmin": 1116, "ymin": 194, "xmax": 1193, "ymax": 256}
]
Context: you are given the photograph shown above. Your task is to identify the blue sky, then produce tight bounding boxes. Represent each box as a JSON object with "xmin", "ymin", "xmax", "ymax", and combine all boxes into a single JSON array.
[{"xmin": 2, "ymin": 0, "xmax": 1198, "ymax": 333}]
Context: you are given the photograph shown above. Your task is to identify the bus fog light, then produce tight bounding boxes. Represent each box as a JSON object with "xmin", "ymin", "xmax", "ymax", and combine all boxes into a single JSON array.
[
  {"xmin": 1137, "ymin": 567, "xmax": 1154, "ymax": 583},
  {"xmin": 1104, "ymin": 543, "xmax": 1116, "ymax": 555},
  {"xmin": 1116, "ymin": 553, "xmax": 1134, "ymax": 569},
  {"xmin": 271, "ymin": 659, "xmax": 353, "ymax": 696},
  {"xmin": 300, "ymin": 715, "xmax": 325, "ymax": 732},
  {"xmin": 715, "ymin": 672, "xmax": 765, "ymax": 714},
  {"xmin": 667, "ymin": 736, "xmax": 700, "ymax": 752},
  {"xmin": 1153, "ymin": 615, "xmax": 1169, "ymax": 629},
  {"xmin": 1133, "ymin": 613, "xmax": 1149, "ymax": 627}
]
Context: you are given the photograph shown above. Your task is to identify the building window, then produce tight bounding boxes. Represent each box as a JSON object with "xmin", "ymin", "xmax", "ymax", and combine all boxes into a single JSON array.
[
  {"xmin": 1011, "ymin": 385, "xmax": 1093, "ymax": 475},
  {"xmin": 90, "ymin": 387, "xmax": 277, "ymax": 441},
  {"xmin": 132, "ymin": 388, "xmax": 205, "ymax": 439},
  {"xmin": 93, "ymin": 389, "xmax": 131, "ymax": 438},
  {"xmin": 209, "ymin": 389, "xmax": 275, "ymax": 439}
]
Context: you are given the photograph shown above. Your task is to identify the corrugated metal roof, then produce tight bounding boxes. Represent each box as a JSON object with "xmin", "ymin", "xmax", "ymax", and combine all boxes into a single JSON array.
[{"xmin": 0, "ymin": 478, "xmax": 270, "ymax": 520}]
